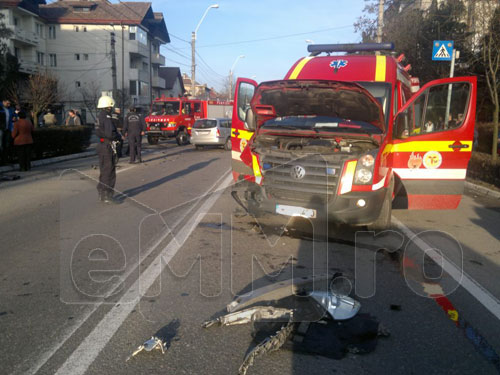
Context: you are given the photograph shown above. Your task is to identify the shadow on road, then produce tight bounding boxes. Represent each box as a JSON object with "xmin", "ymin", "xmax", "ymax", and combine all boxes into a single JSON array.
[{"xmin": 119, "ymin": 158, "xmax": 218, "ymax": 198}]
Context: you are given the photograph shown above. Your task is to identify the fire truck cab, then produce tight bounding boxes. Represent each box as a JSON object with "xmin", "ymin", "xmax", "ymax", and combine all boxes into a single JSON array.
[
  {"xmin": 145, "ymin": 97, "xmax": 201, "ymax": 146},
  {"xmin": 231, "ymin": 43, "xmax": 476, "ymax": 229}
]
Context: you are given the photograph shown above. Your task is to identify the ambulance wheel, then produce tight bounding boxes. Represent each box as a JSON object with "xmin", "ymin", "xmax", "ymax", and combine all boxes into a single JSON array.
[
  {"xmin": 367, "ymin": 179, "xmax": 393, "ymax": 231},
  {"xmin": 176, "ymin": 130, "xmax": 189, "ymax": 146},
  {"xmin": 224, "ymin": 137, "xmax": 232, "ymax": 151},
  {"xmin": 147, "ymin": 135, "xmax": 159, "ymax": 145}
]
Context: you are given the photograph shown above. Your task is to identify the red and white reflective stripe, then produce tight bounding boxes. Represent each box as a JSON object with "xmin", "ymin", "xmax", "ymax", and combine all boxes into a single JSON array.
[
  {"xmin": 372, "ymin": 175, "xmax": 387, "ymax": 191},
  {"xmin": 393, "ymin": 168, "xmax": 467, "ymax": 180},
  {"xmin": 231, "ymin": 150, "xmax": 242, "ymax": 160}
]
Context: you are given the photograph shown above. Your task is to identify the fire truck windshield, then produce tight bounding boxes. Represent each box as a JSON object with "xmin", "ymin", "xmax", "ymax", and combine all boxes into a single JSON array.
[{"xmin": 152, "ymin": 101, "xmax": 180, "ymax": 116}]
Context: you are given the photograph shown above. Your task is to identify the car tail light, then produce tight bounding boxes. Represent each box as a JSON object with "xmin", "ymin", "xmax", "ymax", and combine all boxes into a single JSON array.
[{"xmin": 216, "ymin": 128, "xmax": 221, "ymax": 137}]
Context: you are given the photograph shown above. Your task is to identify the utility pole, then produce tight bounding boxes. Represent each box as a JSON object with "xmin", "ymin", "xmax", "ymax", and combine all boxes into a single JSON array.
[
  {"xmin": 121, "ymin": 25, "xmax": 125, "ymax": 121},
  {"xmin": 110, "ymin": 31, "xmax": 118, "ymax": 102},
  {"xmin": 191, "ymin": 31, "xmax": 196, "ymax": 98},
  {"xmin": 376, "ymin": 0, "xmax": 384, "ymax": 47}
]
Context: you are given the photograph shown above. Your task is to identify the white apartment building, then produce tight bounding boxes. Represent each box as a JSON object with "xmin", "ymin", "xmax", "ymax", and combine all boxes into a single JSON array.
[{"xmin": 0, "ymin": 0, "xmax": 170, "ymax": 123}]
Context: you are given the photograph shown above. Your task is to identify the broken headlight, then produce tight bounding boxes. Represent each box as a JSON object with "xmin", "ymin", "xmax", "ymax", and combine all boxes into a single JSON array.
[{"xmin": 354, "ymin": 152, "xmax": 376, "ymax": 185}]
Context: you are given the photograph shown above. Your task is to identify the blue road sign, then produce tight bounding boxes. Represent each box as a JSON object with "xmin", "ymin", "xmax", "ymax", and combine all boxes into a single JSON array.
[{"xmin": 432, "ymin": 40, "xmax": 454, "ymax": 61}]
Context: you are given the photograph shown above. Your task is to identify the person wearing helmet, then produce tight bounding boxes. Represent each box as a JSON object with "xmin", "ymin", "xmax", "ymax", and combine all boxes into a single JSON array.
[
  {"xmin": 123, "ymin": 107, "xmax": 145, "ymax": 164},
  {"xmin": 95, "ymin": 95, "xmax": 121, "ymax": 203}
]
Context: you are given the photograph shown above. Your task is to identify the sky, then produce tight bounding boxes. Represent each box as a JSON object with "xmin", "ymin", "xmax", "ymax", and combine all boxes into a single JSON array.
[{"xmin": 147, "ymin": 0, "xmax": 367, "ymax": 91}]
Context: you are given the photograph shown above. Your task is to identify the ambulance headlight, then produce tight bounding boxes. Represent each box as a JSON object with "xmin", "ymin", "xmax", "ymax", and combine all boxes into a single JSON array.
[
  {"xmin": 359, "ymin": 154, "xmax": 375, "ymax": 168},
  {"xmin": 168, "ymin": 122, "xmax": 176, "ymax": 126},
  {"xmin": 354, "ymin": 169, "xmax": 373, "ymax": 184},
  {"xmin": 354, "ymin": 152, "xmax": 377, "ymax": 185}
]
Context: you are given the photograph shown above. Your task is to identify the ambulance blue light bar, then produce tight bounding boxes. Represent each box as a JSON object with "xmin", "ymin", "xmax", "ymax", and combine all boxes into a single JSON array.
[{"xmin": 308, "ymin": 43, "xmax": 395, "ymax": 56}]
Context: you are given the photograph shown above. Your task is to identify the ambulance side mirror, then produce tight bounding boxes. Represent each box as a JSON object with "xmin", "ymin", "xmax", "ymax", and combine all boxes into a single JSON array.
[
  {"xmin": 394, "ymin": 111, "xmax": 410, "ymax": 139},
  {"xmin": 244, "ymin": 108, "xmax": 256, "ymax": 131}
]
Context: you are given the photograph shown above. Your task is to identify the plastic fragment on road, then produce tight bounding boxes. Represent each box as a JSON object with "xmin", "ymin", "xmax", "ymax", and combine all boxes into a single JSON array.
[
  {"xmin": 238, "ymin": 319, "xmax": 295, "ymax": 375},
  {"xmin": 309, "ymin": 291, "xmax": 361, "ymax": 320},
  {"xmin": 202, "ymin": 306, "xmax": 294, "ymax": 328},
  {"xmin": 125, "ymin": 336, "xmax": 167, "ymax": 362}
]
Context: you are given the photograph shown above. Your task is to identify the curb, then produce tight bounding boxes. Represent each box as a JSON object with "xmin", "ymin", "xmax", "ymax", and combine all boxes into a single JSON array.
[
  {"xmin": 0, "ymin": 149, "xmax": 96, "ymax": 173},
  {"xmin": 465, "ymin": 181, "xmax": 500, "ymax": 199}
]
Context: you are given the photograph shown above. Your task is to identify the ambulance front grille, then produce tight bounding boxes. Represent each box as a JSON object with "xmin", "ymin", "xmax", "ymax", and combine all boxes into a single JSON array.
[{"xmin": 261, "ymin": 152, "xmax": 343, "ymax": 203}]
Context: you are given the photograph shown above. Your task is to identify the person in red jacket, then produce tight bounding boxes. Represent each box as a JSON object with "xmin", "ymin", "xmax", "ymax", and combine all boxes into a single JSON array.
[{"xmin": 11, "ymin": 111, "xmax": 34, "ymax": 171}]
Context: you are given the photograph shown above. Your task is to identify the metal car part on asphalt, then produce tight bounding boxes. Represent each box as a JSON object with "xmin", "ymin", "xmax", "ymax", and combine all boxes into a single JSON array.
[
  {"xmin": 202, "ymin": 306, "xmax": 294, "ymax": 328},
  {"xmin": 125, "ymin": 336, "xmax": 167, "ymax": 362},
  {"xmin": 227, "ymin": 273, "xmax": 331, "ymax": 312},
  {"xmin": 309, "ymin": 291, "xmax": 361, "ymax": 320}
]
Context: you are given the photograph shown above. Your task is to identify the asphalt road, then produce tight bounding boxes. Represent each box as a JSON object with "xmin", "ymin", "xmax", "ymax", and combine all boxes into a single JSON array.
[{"xmin": 0, "ymin": 140, "xmax": 499, "ymax": 375}]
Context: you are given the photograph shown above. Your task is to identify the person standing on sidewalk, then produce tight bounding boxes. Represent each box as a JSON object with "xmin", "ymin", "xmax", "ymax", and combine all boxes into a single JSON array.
[
  {"xmin": 1, "ymin": 99, "xmax": 15, "ymax": 164},
  {"xmin": 11, "ymin": 111, "xmax": 34, "ymax": 171},
  {"xmin": 123, "ymin": 107, "xmax": 145, "ymax": 164},
  {"xmin": 65, "ymin": 110, "xmax": 81, "ymax": 126},
  {"xmin": 95, "ymin": 96, "xmax": 121, "ymax": 204}
]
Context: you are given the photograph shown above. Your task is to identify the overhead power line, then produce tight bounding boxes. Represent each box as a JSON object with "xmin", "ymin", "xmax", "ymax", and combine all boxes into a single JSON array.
[{"xmin": 196, "ymin": 24, "xmax": 353, "ymax": 48}]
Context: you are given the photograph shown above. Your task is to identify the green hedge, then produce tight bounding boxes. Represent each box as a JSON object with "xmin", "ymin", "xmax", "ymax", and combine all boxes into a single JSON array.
[
  {"xmin": 32, "ymin": 126, "xmax": 93, "ymax": 160},
  {"xmin": 467, "ymin": 151, "xmax": 500, "ymax": 187},
  {"xmin": 476, "ymin": 122, "xmax": 498, "ymax": 154}
]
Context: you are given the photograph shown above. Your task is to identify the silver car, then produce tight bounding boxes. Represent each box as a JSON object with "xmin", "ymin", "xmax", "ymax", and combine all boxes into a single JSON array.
[{"xmin": 190, "ymin": 118, "xmax": 232, "ymax": 150}]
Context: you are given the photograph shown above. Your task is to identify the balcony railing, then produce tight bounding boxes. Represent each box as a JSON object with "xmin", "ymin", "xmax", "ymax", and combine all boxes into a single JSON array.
[
  {"xmin": 151, "ymin": 53, "xmax": 165, "ymax": 65},
  {"xmin": 129, "ymin": 68, "xmax": 150, "ymax": 83},
  {"xmin": 18, "ymin": 59, "xmax": 38, "ymax": 74},
  {"xmin": 151, "ymin": 76, "xmax": 166, "ymax": 89},
  {"xmin": 12, "ymin": 27, "xmax": 39, "ymax": 45},
  {"xmin": 128, "ymin": 40, "xmax": 149, "ymax": 57}
]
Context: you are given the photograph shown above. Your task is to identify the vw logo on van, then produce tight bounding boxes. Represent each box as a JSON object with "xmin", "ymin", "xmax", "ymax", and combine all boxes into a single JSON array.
[{"xmin": 291, "ymin": 165, "xmax": 306, "ymax": 180}]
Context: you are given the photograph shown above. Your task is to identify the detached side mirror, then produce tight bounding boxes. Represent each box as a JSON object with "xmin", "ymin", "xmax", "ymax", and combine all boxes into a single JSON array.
[{"xmin": 244, "ymin": 107, "xmax": 256, "ymax": 131}]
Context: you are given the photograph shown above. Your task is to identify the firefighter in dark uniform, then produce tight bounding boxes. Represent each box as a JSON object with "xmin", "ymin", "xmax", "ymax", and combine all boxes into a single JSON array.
[
  {"xmin": 123, "ymin": 107, "xmax": 145, "ymax": 163},
  {"xmin": 95, "ymin": 95, "xmax": 121, "ymax": 203}
]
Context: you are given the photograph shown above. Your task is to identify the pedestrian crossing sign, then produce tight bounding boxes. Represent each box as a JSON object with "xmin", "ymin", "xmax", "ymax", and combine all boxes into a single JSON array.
[{"xmin": 432, "ymin": 40, "xmax": 454, "ymax": 61}]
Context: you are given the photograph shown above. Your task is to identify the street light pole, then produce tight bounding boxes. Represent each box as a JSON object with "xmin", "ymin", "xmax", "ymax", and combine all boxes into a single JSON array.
[
  {"xmin": 229, "ymin": 55, "xmax": 245, "ymax": 100},
  {"xmin": 191, "ymin": 4, "xmax": 219, "ymax": 98}
]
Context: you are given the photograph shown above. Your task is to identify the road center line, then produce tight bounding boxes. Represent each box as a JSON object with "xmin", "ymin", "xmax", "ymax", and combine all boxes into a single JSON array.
[
  {"xmin": 392, "ymin": 216, "xmax": 500, "ymax": 321},
  {"xmin": 22, "ymin": 169, "xmax": 231, "ymax": 375},
  {"xmin": 54, "ymin": 173, "xmax": 233, "ymax": 375}
]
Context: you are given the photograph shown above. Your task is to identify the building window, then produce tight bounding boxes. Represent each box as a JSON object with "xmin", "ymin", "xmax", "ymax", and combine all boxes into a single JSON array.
[
  {"xmin": 129, "ymin": 80, "xmax": 137, "ymax": 95},
  {"xmin": 74, "ymin": 26, "xmax": 79, "ymax": 32},
  {"xmin": 49, "ymin": 54, "xmax": 57, "ymax": 67},
  {"xmin": 37, "ymin": 52, "xmax": 44, "ymax": 65},
  {"xmin": 129, "ymin": 26, "xmax": 147, "ymax": 45},
  {"xmin": 36, "ymin": 23, "xmax": 44, "ymax": 38},
  {"xmin": 83, "ymin": 54, "xmax": 89, "ymax": 61},
  {"xmin": 14, "ymin": 47, "xmax": 20, "ymax": 59},
  {"xmin": 142, "ymin": 62, "xmax": 148, "ymax": 71},
  {"xmin": 83, "ymin": 26, "xmax": 87, "ymax": 32},
  {"xmin": 48, "ymin": 26, "xmax": 56, "ymax": 39},
  {"xmin": 75, "ymin": 53, "xmax": 80, "ymax": 61},
  {"xmin": 13, "ymin": 17, "xmax": 18, "ymax": 26},
  {"xmin": 75, "ymin": 81, "xmax": 81, "ymax": 88}
]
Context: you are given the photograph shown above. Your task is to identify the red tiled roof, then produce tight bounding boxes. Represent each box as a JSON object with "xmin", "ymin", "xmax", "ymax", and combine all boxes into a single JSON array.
[{"xmin": 40, "ymin": 0, "xmax": 151, "ymax": 25}]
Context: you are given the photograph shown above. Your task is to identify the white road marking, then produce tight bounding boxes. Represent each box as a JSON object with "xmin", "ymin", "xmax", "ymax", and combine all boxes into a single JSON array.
[
  {"xmin": 23, "ymin": 169, "xmax": 231, "ymax": 375},
  {"xmin": 116, "ymin": 166, "xmax": 134, "ymax": 174},
  {"xmin": 54, "ymin": 173, "xmax": 233, "ymax": 375},
  {"xmin": 392, "ymin": 216, "xmax": 500, "ymax": 321}
]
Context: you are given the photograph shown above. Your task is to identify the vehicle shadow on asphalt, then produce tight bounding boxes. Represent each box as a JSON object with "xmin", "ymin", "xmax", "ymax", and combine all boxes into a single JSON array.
[
  {"xmin": 142, "ymin": 147, "xmax": 197, "ymax": 164},
  {"xmin": 471, "ymin": 205, "xmax": 500, "ymax": 243},
  {"xmin": 118, "ymin": 158, "xmax": 219, "ymax": 199}
]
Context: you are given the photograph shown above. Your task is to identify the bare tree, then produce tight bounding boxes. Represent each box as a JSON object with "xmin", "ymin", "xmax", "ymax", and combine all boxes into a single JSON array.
[
  {"xmin": 475, "ymin": 1, "xmax": 500, "ymax": 160},
  {"xmin": 79, "ymin": 81, "xmax": 101, "ymax": 123},
  {"xmin": 26, "ymin": 72, "xmax": 60, "ymax": 127}
]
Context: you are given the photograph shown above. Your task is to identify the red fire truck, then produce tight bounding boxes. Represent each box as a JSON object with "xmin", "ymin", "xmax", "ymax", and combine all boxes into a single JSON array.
[
  {"xmin": 231, "ymin": 43, "xmax": 476, "ymax": 230},
  {"xmin": 145, "ymin": 97, "xmax": 233, "ymax": 146}
]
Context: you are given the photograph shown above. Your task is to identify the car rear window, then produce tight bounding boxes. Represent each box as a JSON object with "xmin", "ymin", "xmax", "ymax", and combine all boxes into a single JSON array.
[{"xmin": 194, "ymin": 119, "xmax": 217, "ymax": 129}]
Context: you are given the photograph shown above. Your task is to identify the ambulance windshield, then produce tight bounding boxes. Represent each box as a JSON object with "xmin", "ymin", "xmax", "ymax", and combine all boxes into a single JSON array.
[{"xmin": 356, "ymin": 82, "xmax": 391, "ymax": 124}]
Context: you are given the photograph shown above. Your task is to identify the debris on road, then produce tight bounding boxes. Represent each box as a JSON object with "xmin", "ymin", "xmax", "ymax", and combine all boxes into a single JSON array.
[
  {"xmin": 125, "ymin": 336, "xmax": 167, "ymax": 362},
  {"xmin": 309, "ymin": 291, "xmax": 360, "ymax": 320},
  {"xmin": 202, "ymin": 306, "xmax": 293, "ymax": 328}
]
